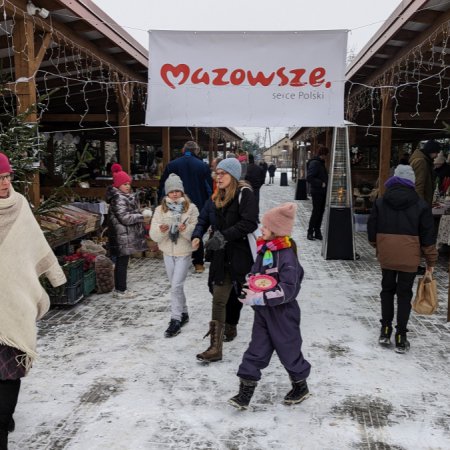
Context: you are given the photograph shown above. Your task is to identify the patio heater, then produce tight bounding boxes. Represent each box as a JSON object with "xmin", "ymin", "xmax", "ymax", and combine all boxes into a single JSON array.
[{"xmin": 322, "ymin": 127, "xmax": 355, "ymax": 260}]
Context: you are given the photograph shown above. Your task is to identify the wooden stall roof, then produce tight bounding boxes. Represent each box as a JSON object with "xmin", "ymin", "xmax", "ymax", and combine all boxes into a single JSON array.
[
  {"xmin": 291, "ymin": 0, "xmax": 450, "ymax": 144},
  {"xmin": 346, "ymin": 0, "xmax": 450, "ymax": 142},
  {"xmin": 0, "ymin": 1, "xmax": 242, "ymax": 140}
]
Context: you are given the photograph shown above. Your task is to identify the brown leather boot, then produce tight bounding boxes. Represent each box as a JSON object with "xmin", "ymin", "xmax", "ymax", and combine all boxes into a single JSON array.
[
  {"xmin": 224, "ymin": 323, "xmax": 237, "ymax": 342},
  {"xmin": 196, "ymin": 320, "xmax": 224, "ymax": 362}
]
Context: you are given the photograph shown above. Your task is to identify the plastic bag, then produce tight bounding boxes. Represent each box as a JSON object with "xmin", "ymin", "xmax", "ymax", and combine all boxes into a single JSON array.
[{"xmin": 80, "ymin": 239, "xmax": 106, "ymax": 256}]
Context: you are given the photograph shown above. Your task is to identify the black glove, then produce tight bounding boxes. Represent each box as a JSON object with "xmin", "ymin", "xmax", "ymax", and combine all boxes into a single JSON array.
[{"xmin": 205, "ymin": 231, "xmax": 226, "ymax": 251}]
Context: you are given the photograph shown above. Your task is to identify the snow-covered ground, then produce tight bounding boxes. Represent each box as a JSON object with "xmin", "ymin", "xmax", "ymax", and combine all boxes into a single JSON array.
[{"xmin": 10, "ymin": 172, "xmax": 450, "ymax": 449}]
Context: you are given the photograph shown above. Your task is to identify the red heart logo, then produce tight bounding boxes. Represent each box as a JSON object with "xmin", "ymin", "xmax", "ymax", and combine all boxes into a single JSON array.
[{"xmin": 160, "ymin": 63, "xmax": 190, "ymax": 89}]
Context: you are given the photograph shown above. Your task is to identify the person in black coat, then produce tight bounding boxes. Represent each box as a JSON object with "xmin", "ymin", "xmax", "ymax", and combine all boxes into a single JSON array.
[
  {"xmin": 259, "ymin": 160, "xmax": 268, "ymax": 184},
  {"xmin": 245, "ymin": 154, "xmax": 265, "ymax": 214},
  {"xmin": 159, "ymin": 141, "xmax": 213, "ymax": 273},
  {"xmin": 267, "ymin": 162, "xmax": 276, "ymax": 184},
  {"xmin": 192, "ymin": 158, "xmax": 258, "ymax": 363},
  {"xmin": 306, "ymin": 146, "xmax": 329, "ymax": 240},
  {"xmin": 106, "ymin": 164, "xmax": 148, "ymax": 298}
]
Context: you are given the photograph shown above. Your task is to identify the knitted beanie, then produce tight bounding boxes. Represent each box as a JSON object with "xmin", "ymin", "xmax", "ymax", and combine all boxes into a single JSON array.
[
  {"xmin": 111, "ymin": 163, "xmax": 131, "ymax": 188},
  {"xmin": 423, "ymin": 139, "xmax": 440, "ymax": 156},
  {"xmin": 394, "ymin": 164, "xmax": 416, "ymax": 183},
  {"xmin": 262, "ymin": 202, "xmax": 297, "ymax": 236},
  {"xmin": 165, "ymin": 173, "xmax": 184, "ymax": 193},
  {"xmin": 0, "ymin": 153, "xmax": 12, "ymax": 173},
  {"xmin": 216, "ymin": 158, "xmax": 241, "ymax": 181}
]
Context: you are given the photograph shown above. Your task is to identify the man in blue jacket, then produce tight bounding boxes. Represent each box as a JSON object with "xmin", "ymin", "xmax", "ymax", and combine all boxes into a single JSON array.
[{"xmin": 159, "ymin": 141, "xmax": 213, "ymax": 272}]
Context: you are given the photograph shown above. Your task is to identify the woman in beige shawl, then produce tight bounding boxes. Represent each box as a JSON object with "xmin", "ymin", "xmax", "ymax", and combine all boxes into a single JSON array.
[{"xmin": 0, "ymin": 153, "xmax": 66, "ymax": 449}]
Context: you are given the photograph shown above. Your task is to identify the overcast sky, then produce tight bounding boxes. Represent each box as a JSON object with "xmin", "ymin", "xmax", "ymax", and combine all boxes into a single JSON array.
[{"xmin": 93, "ymin": 0, "xmax": 400, "ymax": 143}]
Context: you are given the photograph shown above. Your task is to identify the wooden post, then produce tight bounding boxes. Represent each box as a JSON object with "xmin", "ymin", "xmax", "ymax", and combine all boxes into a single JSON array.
[
  {"xmin": 13, "ymin": 19, "xmax": 45, "ymax": 208},
  {"xmin": 378, "ymin": 88, "xmax": 393, "ymax": 196},
  {"xmin": 208, "ymin": 135, "xmax": 213, "ymax": 165},
  {"xmin": 162, "ymin": 127, "xmax": 171, "ymax": 167},
  {"xmin": 115, "ymin": 79, "xmax": 134, "ymax": 174},
  {"xmin": 325, "ymin": 128, "xmax": 333, "ymax": 149},
  {"xmin": 118, "ymin": 110, "xmax": 131, "ymax": 173},
  {"xmin": 348, "ymin": 126, "xmax": 357, "ymax": 147}
]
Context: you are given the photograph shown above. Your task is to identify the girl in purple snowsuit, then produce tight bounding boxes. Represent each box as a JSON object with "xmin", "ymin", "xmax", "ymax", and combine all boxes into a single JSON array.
[{"xmin": 229, "ymin": 202, "xmax": 311, "ymax": 410}]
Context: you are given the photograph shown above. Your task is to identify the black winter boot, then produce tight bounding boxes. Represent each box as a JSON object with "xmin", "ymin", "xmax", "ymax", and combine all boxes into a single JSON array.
[
  {"xmin": 180, "ymin": 313, "xmax": 189, "ymax": 327},
  {"xmin": 284, "ymin": 379, "xmax": 309, "ymax": 405},
  {"xmin": 314, "ymin": 230, "xmax": 323, "ymax": 240},
  {"xmin": 379, "ymin": 324, "xmax": 392, "ymax": 346},
  {"xmin": 164, "ymin": 319, "xmax": 181, "ymax": 338},
  {"xmin": 395, "ymin": 333, "xmax": 410, "ymax": 354},
  {"xmin": 307, "ymin": 232, "xmax": 315, "ymax": 241},
  {"xmin": 228, "ymin": 378, "xmax": 258, "ymax": 410},
  {"xmin": 224, "ymin": 324, "xmax": 237, "ymax": 342}
]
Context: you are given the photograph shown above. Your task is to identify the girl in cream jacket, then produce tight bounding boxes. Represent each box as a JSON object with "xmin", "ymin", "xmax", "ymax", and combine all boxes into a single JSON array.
[{"xmin": 150, "ymin": 174, "xmax": 199, "ymax": 337}]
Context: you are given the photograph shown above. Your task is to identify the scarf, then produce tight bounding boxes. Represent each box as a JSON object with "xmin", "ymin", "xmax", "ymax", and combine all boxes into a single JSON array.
[
  {"xmin": 256, "ymin": 236, "xmax": 292, "ymax": 268},
  {"xmin": 166, "ymin": 197, "xmax": 185, "ymax": 243},
  {"xmin": 0, "ymin": 186, "xmax": 66, "ymax": 372}
]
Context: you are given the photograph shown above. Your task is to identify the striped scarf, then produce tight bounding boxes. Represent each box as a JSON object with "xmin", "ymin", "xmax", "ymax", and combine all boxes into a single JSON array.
[{"xmin": 256, "ymin": 236, "xmax": 291, "ymax": 268}]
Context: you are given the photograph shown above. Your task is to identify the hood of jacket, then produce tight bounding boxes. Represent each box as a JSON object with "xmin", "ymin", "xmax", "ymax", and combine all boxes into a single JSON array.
[
  {"xmin": 383, "ymin": 184, "xmax": 419, "ymax": 210},
  {"xmin": 105, "ymin": 185, "xmax": 137, "ymax": 204},
  {"xmin": 409, "ymin": 148, "xmax": 432, "ymax": 164}
]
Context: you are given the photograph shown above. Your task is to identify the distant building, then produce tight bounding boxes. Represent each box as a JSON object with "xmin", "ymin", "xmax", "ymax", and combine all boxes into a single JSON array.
[{"xmin": 262, "ymin": 134, "xmax": 294, "ymax": 167}]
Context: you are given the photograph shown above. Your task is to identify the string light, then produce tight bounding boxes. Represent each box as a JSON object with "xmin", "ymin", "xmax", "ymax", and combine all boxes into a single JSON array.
[{"xmin": 1, "ymin": 0, "xmax": 449, "ymax": 140}]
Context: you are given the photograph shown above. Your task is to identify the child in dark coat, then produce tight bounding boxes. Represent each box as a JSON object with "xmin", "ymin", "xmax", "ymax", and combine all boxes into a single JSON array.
[
  {"xmin": 229, "ymin": 202, "xmax": 311, "ymax": 410},
  {"xmin": 367, "ymin": 164, "xmax": 437, "ymax": 353}
]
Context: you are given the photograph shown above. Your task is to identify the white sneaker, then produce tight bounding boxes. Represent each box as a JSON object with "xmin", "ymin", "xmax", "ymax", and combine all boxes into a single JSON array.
[{"xmin": 113, "ymin": 290, "xmax": 137, "ymax": 299}]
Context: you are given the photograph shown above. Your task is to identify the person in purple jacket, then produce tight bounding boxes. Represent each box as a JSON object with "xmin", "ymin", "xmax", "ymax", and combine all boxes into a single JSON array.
[{"xmin": 228, "ymin": 202, "xmax": 311, "ymax": 410}]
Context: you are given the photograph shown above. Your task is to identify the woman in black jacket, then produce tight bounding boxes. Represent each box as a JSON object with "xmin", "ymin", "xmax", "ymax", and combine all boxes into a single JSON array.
[
  {"xmin": 106, "ymin": 164, "xmax": 147, "ymax": 299},
  {"xmin": 192, "ymin": 158, "xmax": 258, "ymax": 362}
]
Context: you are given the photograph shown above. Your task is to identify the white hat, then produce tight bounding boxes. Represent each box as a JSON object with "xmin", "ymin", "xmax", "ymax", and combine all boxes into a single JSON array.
[{"xmin": 394, "ymin": 165, "xmax": 415, "ymax": 183}]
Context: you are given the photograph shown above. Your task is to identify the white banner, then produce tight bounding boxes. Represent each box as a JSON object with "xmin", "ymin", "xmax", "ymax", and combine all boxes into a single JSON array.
[{"xmin": 146, "ymin": 30, "xmax": 347, "ymax": 127}]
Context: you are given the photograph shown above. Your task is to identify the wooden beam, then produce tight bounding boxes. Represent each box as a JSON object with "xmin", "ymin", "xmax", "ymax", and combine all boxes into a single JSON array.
[
  {"xmin": 42, "ymin": 113, "xmax": 118, "ymax": 122},
  {"xmin": 378, "ymin": 89, "xmax": 393, "ymax": 197},
  {"xmin": 3, "ymin": 0, "xmax": 146, "ymax": 82},
  {"xmin": 396, "ymin": 112, "xmax": 450, "ymax": 121},
  {"xmin": 34, "ymin": 32, "xmax": 52, "ymax": 68},
  {"xmin": 349, "ymin": 7, "xmax": 450, "ymax": 92},
  {"xmin": 118, "ymin": 111, "xmax": 131, "ymax": 173}
]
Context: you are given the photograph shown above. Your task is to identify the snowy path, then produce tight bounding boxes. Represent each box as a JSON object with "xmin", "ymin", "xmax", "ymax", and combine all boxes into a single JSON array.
[{"xmin": 10, "ymin": 173, "xmax": 450, "ymax": 450}]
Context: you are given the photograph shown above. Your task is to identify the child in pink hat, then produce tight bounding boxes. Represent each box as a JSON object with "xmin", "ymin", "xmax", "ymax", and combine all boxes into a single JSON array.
[
  {"xmin": 105, "ymin": 164, "xmax": 147, "ymax": 299},
  {"xmin": 229, "ymin": 202, "xmax": 311, "ymax": 410}
]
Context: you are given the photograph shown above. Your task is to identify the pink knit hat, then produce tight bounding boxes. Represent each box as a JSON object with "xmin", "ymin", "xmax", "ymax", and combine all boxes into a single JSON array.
[
  {"xmin": 111, "ymin": 163, "xmax": 131, "ymax": 188},
  {"xmin": 262, "ymin": 202, "xmax": 297, "ymax": 236},
  {"xmin": 0, "ymin": 152, "xmax": 13, "ymax": 173}
]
